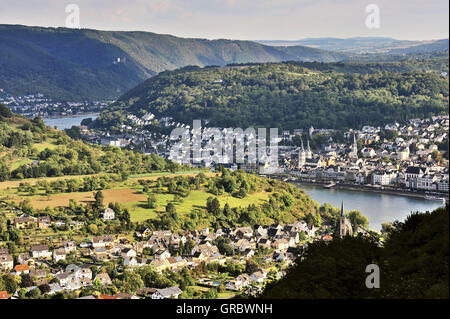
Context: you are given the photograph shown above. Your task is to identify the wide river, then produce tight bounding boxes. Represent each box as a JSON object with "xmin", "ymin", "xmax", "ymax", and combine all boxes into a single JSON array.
[
  {"xmin": 296, "ymin": 183, "xmax": 446, "ymax": 231},
  {"xmin": 43, "ymin": 113, "xmax": 99, "ymax": 130}
]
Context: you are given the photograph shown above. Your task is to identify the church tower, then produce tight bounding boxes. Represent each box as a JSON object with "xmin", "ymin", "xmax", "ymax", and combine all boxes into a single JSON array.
[
  {"xmin": 338, "ymin": 201, "xmax": 353, "ymax": 238},
  {"xmin": 298, "ymin": 138, "xmax": 306, "ymax": 168},
  {"xmin": 349, "ymin": 134, "xmax": 358, "ymax": 159},
  {"xmin": 306, "ymin": 139, "xmax": 313, "ymax": 159}
]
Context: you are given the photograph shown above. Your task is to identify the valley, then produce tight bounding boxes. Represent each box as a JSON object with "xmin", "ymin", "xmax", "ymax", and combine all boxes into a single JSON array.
[{"xmin": 0, "ymin": 19, "xmax": 448, "ymax": 302}]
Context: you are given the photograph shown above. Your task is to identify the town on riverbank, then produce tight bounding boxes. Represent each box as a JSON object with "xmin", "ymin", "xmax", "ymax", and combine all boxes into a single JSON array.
[{"xmin": 75, "ymin": 112, "xmax": 449, "ymax": 198}]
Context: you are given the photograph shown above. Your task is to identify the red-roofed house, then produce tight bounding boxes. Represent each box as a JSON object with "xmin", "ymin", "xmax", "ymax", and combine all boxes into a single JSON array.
[
  {"xmin": 0, "ymin": 291, "xmax": 8, "ymax": 299},
  {"xmin": 14, "ymin": 264, "xmax": 30, "ymax": 275}
]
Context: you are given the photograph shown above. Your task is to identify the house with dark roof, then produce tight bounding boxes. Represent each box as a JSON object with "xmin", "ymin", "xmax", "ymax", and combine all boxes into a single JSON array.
[{"xmin": 154, "ymin": 286, "xmax": 183, "ymax": 299}]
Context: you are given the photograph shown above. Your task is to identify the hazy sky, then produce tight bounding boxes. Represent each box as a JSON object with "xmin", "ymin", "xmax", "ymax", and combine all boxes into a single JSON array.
[{"xmin": 0, "ymin": 0, "xmax": 448, "ymax": 40}]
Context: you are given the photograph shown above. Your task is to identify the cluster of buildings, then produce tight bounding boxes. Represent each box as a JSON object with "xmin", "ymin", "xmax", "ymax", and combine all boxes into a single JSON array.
[
  {"xmin": 0, "ymin": 91, "xmax": 111, "ymax": 118},
  {"xmin": 284, "ymin": 116, "xmax": 449, "ymax": 194},
  {"xmin": 79, "ymin": 111, "xmax": 448, "ymax": 196},
  {"xmin": 12, "ymin": 215, "xmax": 84, "ymax": 230},
  {"xmin": 1, "ymin": 211, "xmax": 333, "ymax": 299}
]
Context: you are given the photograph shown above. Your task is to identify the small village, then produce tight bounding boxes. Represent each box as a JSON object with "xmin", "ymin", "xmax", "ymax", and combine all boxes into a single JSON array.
[
  {"xmin": 0, "ymin": 92, "xmax": 111, "ymax": 118},
  {"xmin": 0, "ymin": 202, "xmax": 360, "ymax": 300}
]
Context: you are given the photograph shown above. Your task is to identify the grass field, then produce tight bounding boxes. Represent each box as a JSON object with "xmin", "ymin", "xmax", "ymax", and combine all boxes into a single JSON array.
[
  {"xmin": 9, "ymin": 158, "xmax": 33, "ymax": 171},
  {"xmin": 121, "ymin": 189, "xmax": 271, "ymax": 223},
  {"xmin": 18, "ymin": 181, "xmax": 270, "ymax": 223},
  {"xmin": 29, "ymin": 188, "xmax": 148, "ymax": 210},
  {"xmin": 32, "ymin": 139, "xmax": 58, "ymax": 152},
  {"xmin": 4, "ymin": 138, "xmax": 59, "ymax": 171},
  {"xmin": 2, "ymin": 171, "xmax": 271, "ymax": 224}
]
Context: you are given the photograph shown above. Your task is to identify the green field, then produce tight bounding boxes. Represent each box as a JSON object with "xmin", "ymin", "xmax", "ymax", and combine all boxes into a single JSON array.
[
  {"xmin": 1, "ymin": 170, "xmax": 273, "ymax": 223},
  {"xmin": 32, "ymin": 139, "xmax": 58, "ymax": 152},
  {"xmin": 124, "ymin": 189, "xmax": 272, "ymax": 223}
]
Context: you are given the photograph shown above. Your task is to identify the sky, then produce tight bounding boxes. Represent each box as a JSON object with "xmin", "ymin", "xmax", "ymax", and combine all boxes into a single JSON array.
[{"xmin": 0, "ymin": 0, "xmax": 448, "ymax": 41}]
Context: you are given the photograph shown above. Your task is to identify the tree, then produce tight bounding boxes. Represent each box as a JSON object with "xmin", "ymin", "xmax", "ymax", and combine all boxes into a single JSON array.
[
  {"xmin": 2, "ymin": 274, "xmax": 18, "ymax": 294},
  {"xmin": 206, "ymin": 197, "xmax": 221, "ymax": 216},
  {"xmin": 298, "ymin": 231, "xmax": 307, "ymax": 242},
  {"xmin": 166, "ymin": 202, "xmax": 176, "ymax": 215},
  {"xmin": 88, "ymin": 224, "xmax": 98, "ymax": 235},
  {"xmin": 121, "ymin": 271, "xmax": 144, "ymax": 292},
  {"xmin": 19, "ymin": 199, "xmax": 34, "ymax": 215},
  {"xmin": 0, "ymin": 161, "xmax": 10, "ymax": 181},
  {"xmin": 38, "ymin": 283, "xmax": 51, "ymax": 294},
  {"xmin": 245, "ymin": 260, "xmax": 259, "ymax": 274},
  {"xmin": 0, "ymin": 104, "xmax": 14, "ymax": 118},
  {"xmin": 183, "ymin": 240, "xmax": 195, "ymax": 256},
  {"xmin": 260, "ymin": 237, "xmax": 381, "ymax": 298},
  {"xmin": 346, "ymin": 210, "xmax": 369, "ymax": 231},
  {"xmin": 262, "ymin": 206, "xmax": 449, "ymax": 299},
  {"xmin": 237, "ymin": 187, "xmax": 247, "ymax": 198},
  {"xmin": 223, "ymin": 203, "xmax": 231, "ymax": 216},
  {"xmin": 20, "ymin": 274, "xmax": 34, "ymax": 288},
  {"xmin": 215, "ymin": 237, "xmax": 234, "ymax": 256},
  {"xmin": 147, "ymin": 194, "xmax": 157, "ymax": 209},
  {"xmin": 122, "ymin": 209, "xmax": 131, "ymax": 224},
  {"xmin": 94, "ymin": 190, "xmax": 104, "ymax": 208},
  {"xmin": 218, "ymin": 282, "xmax": 226, "ymax": 293},
  {"xmin": 0, "ymin": 214, "xmax": 8, "ymax": 240},
  {"xmin": 26, "ymin": 287, "xmax": 41, "ymax": 299},
  {"xmin": 380, "ymin": 222, "xmax": 394, "ymax": 237},
  {"xmin": 203, "ymin": 288, "xmax": 218, "ymax": 299}
]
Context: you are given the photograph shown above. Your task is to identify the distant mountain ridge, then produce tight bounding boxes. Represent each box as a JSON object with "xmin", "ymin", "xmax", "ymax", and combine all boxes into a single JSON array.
[
  {"xmin": 0, "ymin": 24, "xmax": 345, "ymax": 101},
  {"xmin": 258, "ymin": 37, "xmax": 449, "ymax": 54}
]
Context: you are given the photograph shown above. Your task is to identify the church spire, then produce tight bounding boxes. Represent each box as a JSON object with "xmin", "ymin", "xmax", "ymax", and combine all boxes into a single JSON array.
[
  {"xmin": 298, "ymin": 137, "xmax": 306, "ymax": 168},
  {"xmin": 341, "ymin": 201, "xmax": 345, "ymax": 217},
  {"xmin": 350, "ymin": 134, "xmax": 358, "ymax": 160}
]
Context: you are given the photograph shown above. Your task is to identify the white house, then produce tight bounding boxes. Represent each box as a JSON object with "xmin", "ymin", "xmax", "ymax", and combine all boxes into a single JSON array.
[
  {"xmin": 0, "ymin": 254, "xmax": 14, "ymax": 271},
  {"xmin": 102, "ymin": 208, "xmax": 115, "ymax": 221},
  {"xmin": 372, "ymin": 171, "xmax": 397, "ymax": 186},
  {"xmin": 31, "ymin": 245, "xmax": 52, "ymax": 259},
  {"xmin": 53, "ymin": 248, "xmax": 67, "ymax": 262}
]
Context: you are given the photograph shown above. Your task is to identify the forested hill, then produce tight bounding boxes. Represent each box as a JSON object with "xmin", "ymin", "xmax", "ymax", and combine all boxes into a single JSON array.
[
  {"xmin": 0, "ymin": 104, "xmax": 181, "ymax": 182},
  {"xmin": 260, "ymin": 205, "xmax": 449, "ymax": 298},
  {"xmin": 95, "ymin": 62, "xmax": 449, "ymax": 132},
  {"xmin": 0, "ymin": 24, "xmax": 344, "ymax": 101}
]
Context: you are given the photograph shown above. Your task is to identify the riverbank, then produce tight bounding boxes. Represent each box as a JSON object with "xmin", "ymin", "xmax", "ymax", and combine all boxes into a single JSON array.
[
  {"xmin": 42, "ymin": 112, "xmax": 99, "ymax": 119},
  {"xmin": 271, "ymin": 175, "xmax": 448, "ymax": 201},
  {"xmin": 296, "ymin": 180, "xmax": 448, "ymax": 200}
]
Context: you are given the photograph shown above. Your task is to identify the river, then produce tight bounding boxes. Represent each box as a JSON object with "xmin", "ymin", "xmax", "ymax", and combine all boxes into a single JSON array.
[
  {"xmin": 296, "ymin": 183, "xmax": 445, "ymax": 231},
  {"xmin": 42, "ymin": 113, "xmax": 99, "ymax": 130}
]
